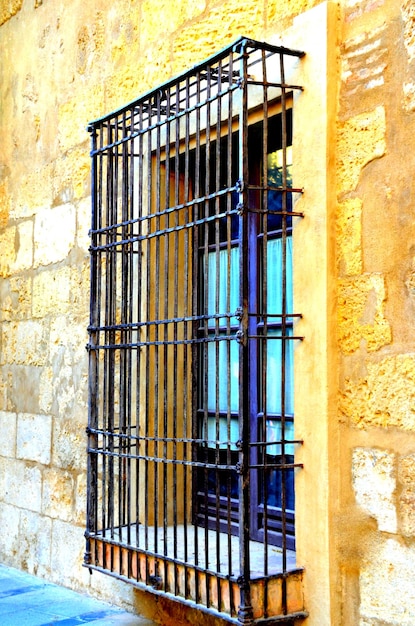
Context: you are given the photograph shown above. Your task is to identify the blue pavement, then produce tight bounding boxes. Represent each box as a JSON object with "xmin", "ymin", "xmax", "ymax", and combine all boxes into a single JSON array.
[{"xmin": 0, "ymin": 564, "xmax": 156, "ymax": 626}]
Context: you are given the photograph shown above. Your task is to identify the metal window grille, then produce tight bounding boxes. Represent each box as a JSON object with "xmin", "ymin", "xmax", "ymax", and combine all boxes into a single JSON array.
[{"xmin": 85, "ymin": 37, "xmax": 305, "ymax": 625}]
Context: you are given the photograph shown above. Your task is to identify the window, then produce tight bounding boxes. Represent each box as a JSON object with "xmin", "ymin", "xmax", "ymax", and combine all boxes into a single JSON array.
[
  {"xmin": 85, "ymin": 37, "xmax": 305, "ymax": 624},
  {"xmin": 193, "ymin": 111, "xmax": 296, "ymax": 549}
]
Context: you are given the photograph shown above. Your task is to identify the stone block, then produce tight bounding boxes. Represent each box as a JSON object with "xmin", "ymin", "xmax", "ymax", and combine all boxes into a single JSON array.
[
  {"xmin": 0, "ymin": 0, "xmax": 23, "ymax": 26},
  {"xmin": 399, "ymin": 487, "xmax": 415, "ymax": 537},
  {"xmin": 3, "ymin": 459, "xmax": 42, "ymax": 512},
  {"xmin": 42, "ymin": 468, "xmax": 75, "ymax": 521},
  {"xmin": 74, "ymin": 472, "xmax": 87, "ymax": 525},
  {"xmin": 44, "ymin": 315, "xmax": 88, "ymax": 418},
  {"xmin": 140, "ymin": 0, "xmax": 206, "ymax": 49},
  {"xmin": 340, "ymin": 355, "xmax": 415, "ymax": 430},
  {"xmin": 267, "ymin": 0, "xmax": 316, "ymax": 24},
  {"xmin": 32, "ymin": 267, "xmax": 72, "ymax": 318},
  {"xmin": 337, "ymin": 198, "xmax": 363, "ymax": 276},
  {"xmin": 402, "ymin": 0, "xmax": 415, "ymax": 62},
  {"xmin": 352, "ymin": 447, "xmax": 397, "ymax": 533},
  {"xmin": 39, "ymin": 366, "xmax": 53, "ymax": 414},
  {"xmin": 171, "ymin": 0, "xmax": 265, "ymax": 76},
  {"xmin": 6, "ymin": 365, "xmax": 41, "ymax": 414},
  {"xmin": 360, "ymin": 536, "xmax": 415, "ymax": 625},
  {"xmin": 52, "ymin": 417, "xmax": 85, "ymax": 472},
  {"xmin": 47, "ymin": 360, "xmax": 84, "ymax": 419},
  {"xmin": 403, "ymin": 81, "xmax": 415, "ymax": 112},
  {"xmin": 11, "ymin": 163, "xmax": 54, "ymax": 220},
  {"xmin": 34, "ymin": 204, "xmax": 76, "ymax": 267},
  {"xmin": 0, "ymin": 178, "xmax": 10, "ymax": 230},
  {"xmin": 77, "ymin": 197, "xmax": 92, "ymax": 254},
  {"xmin": 56, "ymin": 148, "xmax": 90, "ymax": 202},
  {"xmin": 0, "ymin": 368, "xmax": 9, "ymax": 412},
  {"xmin": 398, "ymin": 454, "xmax": 415, "ymax": 537},
  {"xmin": 68, "ymin": 262, "xmax": 90, "ymax": 319},
  {"xmin": 0, "ymin": 411, "xmax": 17, "ymax": 458},
  {"xmin": 398, "ymin": 454, "xmax": 415, "ymax": 485},
  {"xmin": 337, "ymin": 273, "xmax": 391, "ymax": 354},
  {"xmin": 1, "ymin": 320, "xmax": 48, "ymax": 366},
  {"xmin": 0, "ymin": 503, "xmax": 20, "ymax": 564},
  {"xmin": 19, "ymin": 510, "xmax": 52, "ymax": 577},
  {"xmin": 39, "ymin": 315, "xmax": 88, "ymax": 415},
  {"xmin": 49, "ymin": 315, "xmax": 88, "ymax": 367},
  {"xmin": 16, "ymin": 413, "xmax": 52, "ymax": 465},
  {"xmin": 337, "ymin": 106, "xmax": 386, "ymax": 195},
  {"xmin": 58, "ymin": 97, "xmax": 94, "ymax": 154},
  {"xmin": 89, "ymin": 569, "xmax": 137, "ymax": 609},
  {"xmin": 341, "ymin": 24, "xmax": 387, "ymax": 93},
  {"xmin": 0, "ymin": 226, "xmax": 16, "ymax": 278},
  {"xmin": 0, "ymin": 276, "xmax": 32, "ymax": 322},
  {"xmin": 14, "ymin": 220, "xmax": 33, "ymax": 272},
  {"xmin": 50, "ymin": 520, "xmax": 86, "ymax": 587}
]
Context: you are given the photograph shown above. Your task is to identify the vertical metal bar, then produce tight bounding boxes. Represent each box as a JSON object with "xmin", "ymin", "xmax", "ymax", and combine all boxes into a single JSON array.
[
  {"xmin": 85, "ymin": 122, "xmax": 99, "ymax": 568},
  {"xmin": 101, "ymin": 122, "xmax": 110, "ymax": 558},
  {"xmin": 237, "ymin": 40, "xmax": 253, "ymax": 625},
  {"xmin": 126, "ymin": 109, "xmax": 134, "ymax": 554},
  {"xmin": 153, "ymin": 92, "xmax": 162, "ymax": 565},
  {"xmin": 183, "ymin": 73, "xmax": 191, "ymax": 600},
  {"xmin": 173, "ymin": 79, "xmax": 181, "ymax": 597},
  {"xmin": 260, "ymin": 48, "xmax": 270, "ymax": 620},
  {"xmin": 135, "ymin": 102, "xmax": 144, "ymax": 574},
  {"xmin": 95, "ymin": 123, "xmax": 104, "ymax": 558},
  {"xmin": 106, "ymin": 119, "xmax": 115, "ymax": 552},
  {"xmin": 192, "ymin": 68, "xmax": 201, "ymax": 607},
  {"xmin": 162, "ymin": 88, "xmax": 171, "ymax": 592},
  {"xmin": 214, "ymin": 60, "xmax": 222, "ymax": 612},
  {"xmin": 226, "ymin": 49, "xmax": 235, "ymax": 615},
  {"xmin": 96, "ymin": 123, "xmax": 104, "ymax": 570},
  {"xmin": 119, "ymin": 112, "xmax": 129, "ymax": 551},
  {"xmin": 204, "ymin": 63, "xmax": 211, "ymax": 609},
  {"xmin": 279, "ymin": 50, "xmax": 289, "ymax": 615},
  {"xmin": 144, "ymin": 100, "xmax": 152, "ymax": 581},
  {"xmin": 128, "ymin": 104, "xmax": 139, "ymax": 577}
]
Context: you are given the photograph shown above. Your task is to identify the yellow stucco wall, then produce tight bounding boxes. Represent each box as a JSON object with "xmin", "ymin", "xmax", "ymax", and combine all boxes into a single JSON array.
[{"xmin": 1, "ymin": 0, "xmax": 415, "ymax": 625}]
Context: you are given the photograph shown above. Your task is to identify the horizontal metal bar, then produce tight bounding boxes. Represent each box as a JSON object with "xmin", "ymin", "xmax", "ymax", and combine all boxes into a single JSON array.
[
  {"xmin": 87, "ymin": 312, "xmax": 238, "ymax": 333},
  {"xmin": 87, "ymin": 334, "xmax": 238, "ymax": 350},
  {"xmin": 246, "ymin": 79, "xmax": 303, "ymax": 91},
  {"xmin": 87, "ymin": 448, "xmax": 239, "ymax": 470},
  {"xmin": 87, "ymin": 36, "xmax": 304, "ymax": 128},
  {"xmin": 248, "ymin": 463, "xmax": 303, "ymax": 471},
  {"xmin": 255, "ymin": 611, "xmax": 309, "ymax": 625}
]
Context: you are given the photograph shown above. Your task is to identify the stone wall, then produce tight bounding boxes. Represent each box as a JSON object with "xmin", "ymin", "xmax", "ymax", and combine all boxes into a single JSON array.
[
  {"xmin": 337, "ymin": 1, "xmax": 415, "ymax": 624},
  {"xmin": 1, "ymin": 0, "xmax": 415, "ymax": 624}
]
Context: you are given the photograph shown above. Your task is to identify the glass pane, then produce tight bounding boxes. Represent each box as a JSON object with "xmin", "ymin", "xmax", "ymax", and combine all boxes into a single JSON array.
[
  {"xmin": 268, "ymin": 146, "xmax": 292, "ymax": 187},
  {"xmin": 264, "ymin": 327, "xmax": 294, "ymax": 416},
  {"xmin": 267, "ymin": 146, "xmax": 293, "ymax": 232},
  {"xmin": 265, "ymin": 419, "xmax": 295, "ymax": 456},
  {"xmin": 207, "ymin": 247, "xmax": 239, "ymax": 328},
  {"xmin": 266, "ymin": 237, "xmax": 293, "ymax": 319},
  {"xmin": 206, "ymin": 416, "xmax": 239, "ymax": 449},
  {"xmin": 207, "ymin": 338, "xmax": 239, "ymax": 413},
  {"xmin": 261, "ymin": 458, "xmax": 295, "ymax": 511}
]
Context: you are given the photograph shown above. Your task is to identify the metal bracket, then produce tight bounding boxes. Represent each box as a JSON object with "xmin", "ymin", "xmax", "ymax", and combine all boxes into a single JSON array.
[
  {"xmin": 148, "ymin": 575, "xmax": 163, "ymax": 590},
  {"xmin": 235, "ymin": 178, "xmax": 244, "ymax": 193}
]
